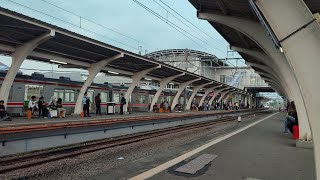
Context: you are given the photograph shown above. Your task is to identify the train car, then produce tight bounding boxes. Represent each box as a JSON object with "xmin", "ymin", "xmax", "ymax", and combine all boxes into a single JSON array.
[{"xmin": 0, "ymin": 72, "xmax": 180, "ymax": 116}]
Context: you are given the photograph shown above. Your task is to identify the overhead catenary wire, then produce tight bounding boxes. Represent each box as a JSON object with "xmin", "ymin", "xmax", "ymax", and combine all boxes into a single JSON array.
[
  {"xmin": 132, "ymin": 0, "xmax": 210, "ymax": 52},
  {"xmin": 132, "ymin": 0, "xmax": 208, "ymax": 51},
  {"xmin": 153, "ymin": 0, "xmax": 226, "ymax": 53},
  {"xmin": 156, "ymin": 0, "xmax": 248, "ymax": 67},
  {"xmin": 4, "ymin": 0, "xmax": 141, "ymax": 51},
  {"xmin": 38, "ymin": 0, "xmax": 156, "ymax": 50},
  {"xmin": 158, "ymin": 0, "xmax": 226, "ymax": 45}
]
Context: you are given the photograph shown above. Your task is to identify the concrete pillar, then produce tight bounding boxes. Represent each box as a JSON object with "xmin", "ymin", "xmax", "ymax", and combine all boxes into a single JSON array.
[
  {"xmin": 198, "ymin": 12, "xmax": 311, "ymax": 141},
  {"xmin": 74, "ymin": 53, "xmax": 124, "ymax": 114},
  {"xmin": 233, "ymin": 47, "xmax": 288, "ymax": 97},
  {"xmin": 0, "ymin": 31, "xmax": 55, "ymax": 105},
  {"xmin": 149, "ymin": 73, "xmax": 184, "ymax": 111},
  {"xmin": 217, "ymin": 89, "xmax": 234, "ymax": 103},
  {"xmin": 170, "ymin": 78, "xmax": 201, "ymax": 110},
  {"xmin": 125, "ymin": 65, "xmax": 161, "ymax": 112},
  {"xmin": 208, "ymin": 87, "xmax": 229, "ymax": 105},
  {"xmin": 256, "ymin": 0, "xmax": 320, "ymax": 177},
  {"xmin": 224, "ymin": 91, "xmax": 237, "ymax": 105},
  {"xmin": 186, "ymin": 82, "xmax": 213, "ymax": 110},
  {"xmin": 199, "ymin": 85, "xmax": 222, "ymax": 107}
]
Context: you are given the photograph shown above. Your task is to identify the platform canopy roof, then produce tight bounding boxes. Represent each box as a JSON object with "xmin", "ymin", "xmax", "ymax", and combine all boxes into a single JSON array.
[
  {"xmin": 0, "ymin": 7, "xmax": 248, "ymax": 93},
  {"xmin": 188, "ymin": 0, "xmax": 320, "ymax": 94}
]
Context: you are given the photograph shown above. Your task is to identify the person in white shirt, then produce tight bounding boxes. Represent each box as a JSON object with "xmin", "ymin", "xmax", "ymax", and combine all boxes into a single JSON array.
[{"xmin": 28, "ymin": 96, "xmax": 38, "ymax": 115}]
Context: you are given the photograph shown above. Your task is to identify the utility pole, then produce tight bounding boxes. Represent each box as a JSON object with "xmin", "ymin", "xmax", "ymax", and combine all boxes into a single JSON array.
[{"xmin": 183, "ymin": 48, "xmax": 188, "ymax": 111}]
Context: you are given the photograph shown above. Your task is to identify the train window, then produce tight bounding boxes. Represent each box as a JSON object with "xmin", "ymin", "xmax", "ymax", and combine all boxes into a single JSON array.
[
  {"xmin": 113, "ymin": 93, "xmax": 120, "ymax": 103},
  {"xmin": 149, "ymin": 95, "xmax": 154, "ymax": 104},
  {"xmin": 54, "ymin": 90, "xmax": 64, "ymax": 100},
  {"xmin": 53, "ymin": 89, "xmax": 75, "ymax": 102},
  {"xmin": 65, "ymin": 90, "xmax": 75, "ymax": 102},
  {"xmin": 167, "ymin": 96, "xmax": 171, "ymax": 103},
  {"xmin": 87, "ymin": 89, "xmax": 94, "ymax": 102},
  {"xmin": 24, "ymin": 85, "xmax": 44, "ymax": 101},
  {"xmin": 158, "ymin": 96, "xmax": 164, "ymax": 103},
  {"xmin": 140, "ymin": 95, "xmax": 146, "ymax": 103},
  {"xmin": 100, "ymin": 92, "xmax": 108, "ymax": 102}
]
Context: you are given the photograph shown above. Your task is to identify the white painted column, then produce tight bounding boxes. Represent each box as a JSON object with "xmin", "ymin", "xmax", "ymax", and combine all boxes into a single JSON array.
[
  {"xmin": 149, "ymin": 73, "xmax": 184, "ymax": 111},
  {"xmin": 74, "ymin": 53, "xmax": 124, "ymax": 114},
  {"xmin": 199, "ymin": 85, "xmax": 222, "ymax": 106},
  {"xmin": 208, "ymin": 87, "xmax": 229, "ymax": 105},
  {"xmin": 125, "ymin": 65, "xmax": 161, "ymax": 112},
  {"xmin": 186, "ymin": 82, "xmax": 213, "ymax": 110},
  {"xmin": 170, "ymin": 78, "xmax": 201, "ymax": 110},
  {"xmin": 0, "ymin": 31, "xmax": 55, "ymax": 105},
  {"xmin": 224, "ymin": 91, "xmax": 236, "ymax": 105},
  {"xmin": 256, "ymin": 1, "xmax": 320, "ymax": 177},
  {"xmin": 198, "ymin": 13, "xmax": 311, "ymax": 140},
  {"xmin": 217, "ymin": 89, "xmax": 233, "ymax": 103}
]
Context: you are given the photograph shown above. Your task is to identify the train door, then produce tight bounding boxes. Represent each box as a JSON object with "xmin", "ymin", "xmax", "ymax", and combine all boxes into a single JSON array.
[
  {"xmin": 24, "ymin": 85, "xmax": 44, "ymax": 111},
  {"xmin": 87, "ymin": 89, "xmax": 94, "ymax": 111},
  {"xmin": 99, "ymin": 91, "xmax": 109, "ymax": 113},
  {"xmin": 149, "ymin": 95, "xmax": 154, "ymax": 104}
]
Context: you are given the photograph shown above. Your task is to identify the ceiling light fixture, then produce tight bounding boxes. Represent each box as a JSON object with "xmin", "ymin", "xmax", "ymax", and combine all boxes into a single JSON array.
[{"xmin": 50, "ymin": 60, "xmax": 67, "ymax": 65}]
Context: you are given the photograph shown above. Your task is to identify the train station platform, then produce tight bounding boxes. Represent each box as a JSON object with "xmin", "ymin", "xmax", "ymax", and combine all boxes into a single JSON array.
[
  {"xmin": 0, "ymin": 109, "xmax": 265, "ymax": 157},
  {"xmin": 109, "ymin": 112, "xmax": 315, "ymax": 180},
  {"xmin": 0, "ymin": 110, "xmax": 228, "ymax": 128}
]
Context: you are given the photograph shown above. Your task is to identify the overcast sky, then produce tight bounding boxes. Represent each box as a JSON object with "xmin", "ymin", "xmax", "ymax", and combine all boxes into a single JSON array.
[{"xmin": 0, "ymin": 0, "xmax": 243, "ymax": 74}]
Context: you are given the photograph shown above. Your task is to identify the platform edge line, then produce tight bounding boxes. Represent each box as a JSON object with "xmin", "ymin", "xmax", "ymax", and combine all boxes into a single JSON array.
[{"xmin": 129, "ymin": 112, "xmax": 279, "ymax": 180}]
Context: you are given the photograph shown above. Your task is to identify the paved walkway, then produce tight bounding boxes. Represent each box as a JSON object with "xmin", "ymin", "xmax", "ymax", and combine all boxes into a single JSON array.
[{"xmin": 146, "ymin": 112, "xmax": 315, "ymax": 180}]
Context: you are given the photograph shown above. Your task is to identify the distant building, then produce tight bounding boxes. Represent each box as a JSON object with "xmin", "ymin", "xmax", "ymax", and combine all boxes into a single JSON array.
[
  {"xmin": 146, "ymin": 49, "xmax": 268, "ymax": 90},
  {"xmin": 146, "ymin": 49, "xmax": 225, "ymax": 77}
]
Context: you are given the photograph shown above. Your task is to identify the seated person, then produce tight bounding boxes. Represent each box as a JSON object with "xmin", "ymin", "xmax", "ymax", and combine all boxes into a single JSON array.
[
  {"xmin": 57, "ymin": 98, "xmax": 66, "ymax": 118},
  {"xmin": 283, "ymin": 101, "xmax": 298, "ymax": 134},
  {"xmin": 28, "ymin": 96, "xmax": 38, "ymax": 115},
  {"xmin": 153, "ymin": 104, "xmax": 159, "ymax": 112},
  {"xmin": 37, "ymin": 96, "xmax": 48, "ymax": 118},
  {"xmin": 0, "ymin": 100, "xmax": 11, "ymax": 121},
  {"xmin": 48, "ymin": 96, "xmax": 58, "ymax": 117},
  {"xmin": 164, "ymin": 101, "xmax": 169, "ymax": 112}
]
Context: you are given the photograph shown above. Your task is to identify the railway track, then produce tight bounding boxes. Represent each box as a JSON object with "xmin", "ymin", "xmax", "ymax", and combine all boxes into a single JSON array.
[
  {"xmin": 0, "ymin": 113, "xmax": 260, "ymax": 174},
  {"xmin": 0, "ymin": 109, "xmax": 257, "ymax": 135}
]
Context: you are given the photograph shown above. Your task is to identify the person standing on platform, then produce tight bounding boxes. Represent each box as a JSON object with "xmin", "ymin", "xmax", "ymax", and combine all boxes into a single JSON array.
[
  {"xmin": 120, "ymin": 93, "xmax": 126, "ymax": 115},
  {"xmin": 82, "ymin": 93, "xmax": 90, "ymax": 117},
  {"xmin": 95, "ymin": 93, "xmax": 102, "ymax": 115}
]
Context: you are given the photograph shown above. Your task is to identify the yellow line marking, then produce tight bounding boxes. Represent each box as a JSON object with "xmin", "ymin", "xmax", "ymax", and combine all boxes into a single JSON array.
[{"xmin": 129, "ymin": 112, "xmax": 279, "ymax": 180}]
